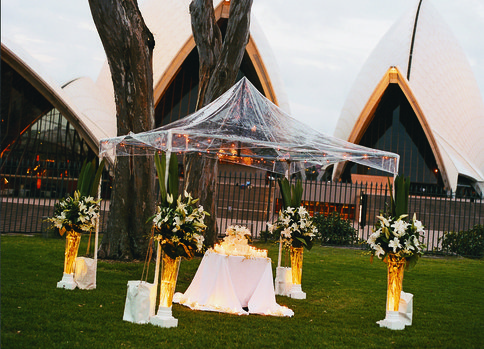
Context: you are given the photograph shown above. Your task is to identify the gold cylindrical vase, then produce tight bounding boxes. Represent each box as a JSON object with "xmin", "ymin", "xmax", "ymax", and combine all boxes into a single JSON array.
[
  {"xmin": 386, "ymin": 254, "xmax": 406, "ymax": 312},
  {"xmin": 158, "ymin": 253, "xmax": 182, "ymax": 308},
  {"xmin": 64, "ymin": 230, "xmax": 81, "ymax": 274},
  {"xmin": 290, "ymin": 247, "xmax": 304, "ymax": 285}
]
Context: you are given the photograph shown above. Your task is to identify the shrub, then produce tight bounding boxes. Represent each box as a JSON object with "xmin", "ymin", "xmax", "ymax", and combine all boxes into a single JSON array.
[
  {"xmin": 440, "ymin": 225, "xmax": 484, "ymax": 258},
  {"xmin": 313, "ymin": 211, "xmax": 358, "ymax": 245}
]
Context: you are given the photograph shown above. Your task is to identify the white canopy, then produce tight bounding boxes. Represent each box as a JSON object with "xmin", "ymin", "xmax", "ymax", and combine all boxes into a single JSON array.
[{"xmin": 99, "ymin": 77, "xmax": 399, "ymax": 176}]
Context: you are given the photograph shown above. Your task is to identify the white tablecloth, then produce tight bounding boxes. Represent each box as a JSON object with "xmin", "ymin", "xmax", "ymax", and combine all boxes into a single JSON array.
[{"xmin": 173, "ymin": 250, "xmax": 293, "ymax": 317}]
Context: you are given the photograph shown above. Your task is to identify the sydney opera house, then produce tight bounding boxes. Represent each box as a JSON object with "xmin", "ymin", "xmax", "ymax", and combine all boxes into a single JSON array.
[
  {"xmin": 333, "ymin": 1, "xmax": 484, "ymax": 197},
  {"xmin": 2, "ymin": 0, "xmax": 484, "ymax": 200}
]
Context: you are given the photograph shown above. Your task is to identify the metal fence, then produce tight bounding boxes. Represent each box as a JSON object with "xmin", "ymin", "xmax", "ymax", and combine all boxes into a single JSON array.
[{"xmin": 2, "ymin": 159, "xmax": 483, "ymax": 253}]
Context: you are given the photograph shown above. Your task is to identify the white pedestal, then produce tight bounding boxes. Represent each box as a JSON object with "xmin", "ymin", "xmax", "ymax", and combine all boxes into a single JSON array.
[
  {"xmin": 275, "ymin": 267, "xmax": 292, "ymax": 296},
  {"xmin": 377, "ymin": 291, "xmax": 413, "ymax": 330},
  {"xmin": 149, "ymin": 306, "xmax": 178, "ymax": 328},
  {"xmin": 57, "ymin": 273, "xmax": 77, "ymax": 290},
  {"xmin": 289, "ymin": 284, "xmax": 306, "ymax": 299}
]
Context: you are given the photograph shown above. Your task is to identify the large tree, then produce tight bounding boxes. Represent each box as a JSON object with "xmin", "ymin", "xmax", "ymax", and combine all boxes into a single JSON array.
[
  {"xmin": 186, "ymin": 0, "xmax": 253, "ymax": 246},
  {"xmin": 89, "ymin": 0, "xmax": 156, "ymax": 259},
  {"xmin": 88, "ymin": 0, "xmax": 253, "ymax": 257}
]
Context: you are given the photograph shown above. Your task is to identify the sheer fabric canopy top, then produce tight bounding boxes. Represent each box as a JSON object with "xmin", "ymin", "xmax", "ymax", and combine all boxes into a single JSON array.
[{"xmin": 99, "ymin": 77, "xmax": 399, "ymax": 176}]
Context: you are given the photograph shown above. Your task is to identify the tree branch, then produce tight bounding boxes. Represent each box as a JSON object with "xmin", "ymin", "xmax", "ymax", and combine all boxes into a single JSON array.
[
  {"xmin": 203, "ymin": 0, "xmax": 253, "ymax": 106},
  {"xmin": 189, "ymin": 0, "xmax": 223, "ymax": 110}
]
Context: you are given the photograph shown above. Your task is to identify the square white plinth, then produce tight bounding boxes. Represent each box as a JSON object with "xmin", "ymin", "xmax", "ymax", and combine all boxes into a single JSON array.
[
  {"xmin": 289, "ymin": 284, "xmax": 306, "ymax": 300},
  {"xmin": 57, "ymin": 273, "xmax": 77, "ymax": 290},
  {"xmin": 149, "ymin": 306, "xmax": 178, "ymax": 328},
  {"xmin": 377, "ymin": 291, "xmax": 413, "ymax": 330}
]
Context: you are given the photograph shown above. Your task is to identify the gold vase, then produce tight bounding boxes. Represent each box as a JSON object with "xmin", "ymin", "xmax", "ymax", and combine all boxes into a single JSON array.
[
  {"xmin": 64, "ymin": 230, "xmax": 81, "ymax": 274},
  {"xmin": 386, "ymin": 254, "xmax": 406, "ymax": 312},
  {"xmin": 290, "ymin": 247, "xmax": 304, "ymax": 285},
  {"xmin": 158, "ymin": 253, "xmax": 182, "ymax": 308}
]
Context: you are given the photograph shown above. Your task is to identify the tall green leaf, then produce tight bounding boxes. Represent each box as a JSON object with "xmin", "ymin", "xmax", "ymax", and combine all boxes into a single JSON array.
[
  {"xmin": 89, "ymin": 158, "xmax": 106, "ymax": 197},
  {"xmin": 389, "ymin": 176, "xmax": 410, "ymax": 217},
  {"xmin": 167, "ymin": 152, "xmax": 179, "ymax": 200},
  {"xmin": 292, "ymin": 180, "xmax": 303, "ymax": 207},
  {"xmin": 387, "ymin": 177, "xmax": 395, "ymax": 217},
  {"xmin": 154, "ymin": 152, "xmax": 167, "ymax": 205},
  {"xmin": 278, "ymin": 178, "xmax": 291, "ymax": 209},
  {"xmin": 278, "ymin": 178, "xmax": 303, "ymax": 209},
  {"xmin": 79, "ymin": 160, "xmax": 95, "ymax": 197},
  {"xmin": 77, "ymin": 158, "xmax": 106, "ymax": 198},
  {"xmin": 77, "ymin": 159, "xmax": 89, "ymax": 195}
]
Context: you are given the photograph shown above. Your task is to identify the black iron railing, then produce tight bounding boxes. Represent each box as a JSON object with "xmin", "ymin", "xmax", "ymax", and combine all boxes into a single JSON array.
[{"xmin": 2, "ymin": 158, "xmax": 483, "ymax": 254}]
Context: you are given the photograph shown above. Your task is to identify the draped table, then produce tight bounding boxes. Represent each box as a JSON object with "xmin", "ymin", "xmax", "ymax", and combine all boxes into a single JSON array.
[{"xmin": 173, "ymin": 250, "xmax": 293, "ymax": 316}]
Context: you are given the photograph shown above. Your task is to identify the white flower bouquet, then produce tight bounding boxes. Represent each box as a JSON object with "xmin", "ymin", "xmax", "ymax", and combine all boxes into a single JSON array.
[
  {"xmin": 151, "ymin": 191, "xmax": 208, "ymax": 260},
  {"xmin": 213, "ymin": 225, "xmax": 267, "ymax": 258},
  {"xmin": 224, "ymin": 225, "xmax": 251, "ymax": 244},
  {"xmin": 48, "ymin": 190, "xmax": 101, "ymax": 235},
  {"xmin": 268, "ymin": 206, "xmax": 317, "ymax": 250},
  {"xmin": 367, "ymin": 213, "xmax": 426, "ymax": 268}
]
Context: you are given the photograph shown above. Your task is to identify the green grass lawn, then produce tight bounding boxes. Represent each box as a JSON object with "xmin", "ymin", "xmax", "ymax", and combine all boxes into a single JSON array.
[{"xmin": 1, "ymin": 234, "xmax": 483, "ymax": 348}]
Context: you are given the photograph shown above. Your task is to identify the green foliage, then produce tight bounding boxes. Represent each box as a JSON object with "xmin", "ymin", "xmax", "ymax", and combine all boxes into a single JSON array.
[
  {"xmin": 278, "ymin": 177, "xmax": 303, "ymax": 209},
  {"xmin": 313, "ymin": 211, "xmax": 358, "ymax": 245},
  {"xmin": 269, "ymin": 206, "xmax": 316, "ymax": 250},
  {"xmin": 77, "ymin": 158, "xmax": 106, "ymax": 197},
  {"xmin": 259, "ymin": 229, "xmax": 271, "ymax": 242},
  {"xmin": 2, "ymin": 236, "xmax": 484, "ymax": 348},
  {"xmin": 151, "ymin": 152, "xmax": 206, "ymax": 260},
  {"xmin": 154, "ymin": 151, "xmax": 167, "ymax": 204},
  {"xmin": 388, "ymin": 175, "xmax": 410, "ymax": 217},
  {"xmin": 154, "ymin": 151, "xmax": 179, "ymax": 206},
  {"xmin": 168, "ymin": 152, "xmax": 179, "ymax": 201},
  {"xmin": 440, "ymin": 225, "xmax": 484, "ymax": 258}
]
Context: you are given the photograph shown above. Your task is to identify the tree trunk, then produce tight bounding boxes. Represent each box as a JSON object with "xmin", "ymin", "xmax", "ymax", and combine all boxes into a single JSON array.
[
  {"xmin": 202, "ymin": 0, "xmax": 252, "ymax": 105},
  {"xmin": 89, "ymin": 0, "xmax": 156, "ymax": 259},
  {"xmin": 184, "ymin": 154, "xmax": 218, "ymax": 246},
  {"xmin": 187, "ymin": 0, "xmax": 253, "ymax": 246},
  {"xmin": 189, "ymin": 0, "xmax": 222, "ymax": 111}
]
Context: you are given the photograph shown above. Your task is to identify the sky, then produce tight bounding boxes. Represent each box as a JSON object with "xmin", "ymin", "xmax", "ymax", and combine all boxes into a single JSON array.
[{"xmin": 2, "ymin": 0, "xmax": 483, "ymax": 135}]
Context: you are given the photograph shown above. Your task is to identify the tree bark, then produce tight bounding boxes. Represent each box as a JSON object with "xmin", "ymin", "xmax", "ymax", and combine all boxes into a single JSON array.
[
  {"xmin": 89, "ymin": 0, "xmax": 156, "ymax": 259},
  {"xmin": 187, "ymin": 0, "xmax": 253, "ymax": 246},
  {"xmin": 189, "ymin": 0, "xmax": 222, "ymax": 111},
  {"xmin": 202, "ymin": 0, "xmax": 252, "ymax": 105}
]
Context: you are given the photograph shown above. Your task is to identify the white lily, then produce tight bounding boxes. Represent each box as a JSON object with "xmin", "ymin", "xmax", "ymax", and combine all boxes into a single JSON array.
[
  {"xmin": 375, "ymin": 244, "xmax": 385, "ymax": 259},
  {"xmin": 391, "ymin": 219, "xmax": 409, "ymax": 237},
  {"xmin": 388, "ymin": 237, "xmax": 402, "ymax": 253}
]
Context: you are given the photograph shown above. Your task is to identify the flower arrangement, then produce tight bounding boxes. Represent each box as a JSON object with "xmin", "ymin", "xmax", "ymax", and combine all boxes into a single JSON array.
[
  {"xmin": 48, "ymin": 190, "xmax": 101, "ymax": 234},
  {"xmin": 268, "ymin": 206, "xmax": 317, "ymax": 250},
  {"xmin": 212, "ymin": 225, "xmax": 267, "ymax": 258},
  {"xmin": 152, "ymin": 191, "xmax": 208, "ymax": 260},
  {"xmin": 151, "ymin": 151, "xmax": 208, "ymax": 260},
  {"xmin": 47, "ymin": 158, "xmax": 104, "ymax": 236},
  {"xmin": 367, "ymin": 176, "xmax": 426, "ymax": 268},
  {"xmin": 367, "ymin": 213, "xmax": 426, "ymax": 268},
  {"xmin": 224, "ymin": 225, "xmax": 251, "ymax": 244}
]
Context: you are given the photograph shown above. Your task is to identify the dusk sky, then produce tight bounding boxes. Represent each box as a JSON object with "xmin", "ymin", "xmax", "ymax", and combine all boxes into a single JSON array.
[{"xmin": 2, "ymin": 0, "xmax": 483, "ymax": 135}]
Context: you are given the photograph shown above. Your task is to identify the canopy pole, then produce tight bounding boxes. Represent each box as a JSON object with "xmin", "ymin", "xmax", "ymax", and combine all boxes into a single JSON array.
[
  {"xmin": 95, "ymin": 156, "xmax": 103, "ymax": 264},
  {"xmin": 277, "ymin": 235, "xmax": 283, "ymax": 268},
  {"xmin": 153, "ymin": 131, "xmax": 173, "ymax": 293},
  {"xmin": 392, "ymin": 156, "xmax": 400, "ymax": 199},
  {"xmin": 165, "ymin": 131, "xmax": 173, "ymax": 188},
  {"xmin": 153, "ymin": 239, "xmax": 161, "ymax": 291},
  {"xmin": 277, "ymin": 160, "xmax": 291, "ymax": 268},
  {"xmin": 93, "ymin": 154, "xmax": 103, "ymax": 288}
]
